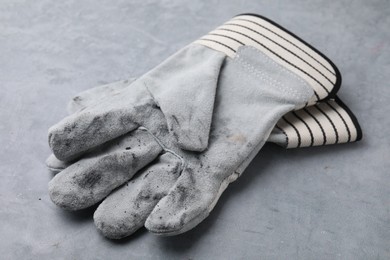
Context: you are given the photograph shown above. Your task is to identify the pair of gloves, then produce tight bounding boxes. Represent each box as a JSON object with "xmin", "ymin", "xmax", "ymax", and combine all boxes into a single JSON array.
[{"xmin": 47, "ymin": 14, "xmax": 362, "ymax": 239}]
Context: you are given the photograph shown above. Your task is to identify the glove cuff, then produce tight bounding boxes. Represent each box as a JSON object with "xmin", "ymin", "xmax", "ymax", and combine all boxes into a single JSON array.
[
  {"xmin": 195, "ymin": 13, "xmax": 341, "ymax": 104},
  {"xmin": 272, "ymin": 96, "xmax": 362, "ymax": 148}
]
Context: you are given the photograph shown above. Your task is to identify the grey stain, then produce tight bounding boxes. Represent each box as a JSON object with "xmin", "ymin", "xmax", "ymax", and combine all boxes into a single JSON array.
[
  {"xmin": 171, "ymin": 115, "xmax": 180, "ymax": 126},
  {"xmin": 186, "ymin": 168, "xmax": 196, "ymax": 185},
  {"xmin": 152, "ymin": 192, "xmax": 165, "ymax": 200},
  {"xmin": 179, "ymin": 213, "xmax": 187, "ymax": 227},
  {"xmin": 174, "ymin": 185, "xmax": 188, "ymax": 206},
  {"xmin": 130, "ymin": 152, "xmax": 138, "ymax": 169},
  {"xmin": 77, "ymin": 171, "xmax": 102, "ymax": 189},
  {"xmin": 136, "ymin": 190, "xmax": 152, "ymax": 202},
  {"xmin": 142, "ymin": 172, "xmax": 150, "ymax": 179}
]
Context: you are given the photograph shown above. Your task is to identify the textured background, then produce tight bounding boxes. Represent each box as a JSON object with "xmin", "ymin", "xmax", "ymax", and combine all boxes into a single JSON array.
[{"xmin": 0, "ymin": 0, "xmax": 389, "ymax": 259}]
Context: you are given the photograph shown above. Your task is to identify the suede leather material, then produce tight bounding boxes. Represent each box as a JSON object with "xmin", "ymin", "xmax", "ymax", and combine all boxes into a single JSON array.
[
  {"xmin": 93, "ymin": 153, "xmax": 182, "ymax": 239},
  {"xmin": 48, "ymin": 44, "xmax": 225, "ymax": 161},
  {"xmin": 144, "ymin": 44, "xmax": 225, "ymax": 151},
  {"xmin": 48, "ymin": 46, "xmax": 313, "ymax": 238},
  {"xmin": 47, "ymin": 76, "xmax": 295, "ymax": 167},
  {"xmin": 49, "ymin": 129, "xmax": 163, "ymax": 210}
]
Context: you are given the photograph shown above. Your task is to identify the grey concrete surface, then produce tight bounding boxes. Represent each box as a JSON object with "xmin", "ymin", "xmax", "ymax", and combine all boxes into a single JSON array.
[{"xmin": 0, "ymin": 0, "xmax": 389, "ymax": 259}]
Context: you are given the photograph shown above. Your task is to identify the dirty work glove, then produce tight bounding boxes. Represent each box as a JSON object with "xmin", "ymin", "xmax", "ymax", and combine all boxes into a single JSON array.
[
  {"xmin": 48, "ymin": 14, "xmax": 341, "ymax": 162},
  {"xmin": 47, "ymin": 84, "xmax": 362, "ymax": 239},
  {"xmin": 48, "ymin": 14, "xmax": 341, "ymax": 238},
  {"xmin": 49, "ymin": 46, "xmax": 314, "ymax": 237}
]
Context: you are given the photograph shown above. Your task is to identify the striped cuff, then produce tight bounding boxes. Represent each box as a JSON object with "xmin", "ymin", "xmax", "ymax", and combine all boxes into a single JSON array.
[
  {"xmin": 194, "ymin": 14, "xmax": 341, "ymax": 104},
  {"xmin": 273, "ymin": 96, "xmax": 362, "ymax": 148}
]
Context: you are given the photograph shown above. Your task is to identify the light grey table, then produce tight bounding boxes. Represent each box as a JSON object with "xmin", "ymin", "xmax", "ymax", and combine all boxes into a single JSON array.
[{"xmin": 0, "ymin": 1, "xmax": 389, "ymax": 259}]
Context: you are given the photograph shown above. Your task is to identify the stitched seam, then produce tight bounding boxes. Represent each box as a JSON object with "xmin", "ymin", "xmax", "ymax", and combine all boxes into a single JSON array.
[
  {"xmin": 242, "ymin": 46, "xmax": 313, "ymax": 96},
  {"xmin": 138, "ymin": 126, "xmax": 186, "ymax": 171},
  {"xmin": 235, "ymin": 55, "xmax": 303, "ymax": 99}
]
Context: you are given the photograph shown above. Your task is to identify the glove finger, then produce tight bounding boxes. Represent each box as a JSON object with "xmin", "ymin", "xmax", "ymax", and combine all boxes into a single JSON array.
[
  {"xmin": 67, "ymin": 79, "xmax": 137, "ymax": 115},
  {"xmin": 145, "ymin": 164, "xmax": 226, "ymax": 236},
  {"xmin": 146, "ymin": 44, "xmax": 226, "ymax": 152},
  {"xmin": 46, "ymin": 154, "xmax": 71, "ymax": 173},
  {"xmin": 93, "ymin": 153, "xmax": 182, "ymax": 239},
  {"xmin": 48, "ymin": 106, "xmax": 139, "ymax": 161},
  {"xmin": 45, "ymin": 124, "xmax": 140, "ymax": 173},
  {"xmin": 46, "ymin": 79, "xmax": 138, "ymax": 172},
  {"xmin": 48, "ymin": 129, "xmax": 162, "ymax": 210},
  {"xmin": 48, "ymin": 81, "xmax": 156, "ymax": 161}
]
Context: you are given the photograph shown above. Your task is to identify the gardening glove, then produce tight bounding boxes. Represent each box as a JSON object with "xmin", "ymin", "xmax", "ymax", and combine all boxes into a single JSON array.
[
  {"xmin": 48, "ymin": 14, "xmax": 346, "ymax": 238},
  {"xmin": 47, "ymin": 92, "xmax": 362, "ymax": 238},
  {"xmin": 48, "ymin": 45, "xmax": 314, "ymax": 237},
  {"xmin": 48, "ymin": 14, "xmax": 341, "ymax": 162}
]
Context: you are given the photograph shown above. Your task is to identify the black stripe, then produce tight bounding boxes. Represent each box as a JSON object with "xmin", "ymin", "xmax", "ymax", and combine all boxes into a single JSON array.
[
  {"xmin": 316, "ymin": 105, "xmax": 339, "ymax": 144},
  {"xmin": 225, "ymin": 21, "xmax": 335, "ymax": 86},
  {"xmin": 212, "ymin": 27, "xmax": 324, "ymax": 100},
  {"xmin": 292, "ymin": 111, "xmax": 314, "ymax": 146},
  {"xmin": 275, "ymin": 124, "xmax": 289, "ymax": 148},
  {"xmin": 282, "ymin": 116, "xmax": 301, "ymax": 148},
  {"xmin": 304, "ymin": 107, "xmax": 327, "ymax": 145},
  {"xmin": 198, "ymin": 38, "xmax": 236, "ymax": 52},
  {"xmin": 234, "ymin": 18, "xmax": 336, "ymax": 76},
  {"xmin": 235, "ymin": 13, "xmax": 342, "ymax": 99},
  {"xmin": 335, "ymin": 96, "xmax": 363, "ymax": 141},
  {"xmin": 209, "ymin": 32, "xmax": 245, "ymax": 45},
  {"xmin": 325, "ymin": 101, "xmax": 351, "ymax": 142}
]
